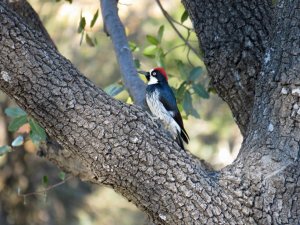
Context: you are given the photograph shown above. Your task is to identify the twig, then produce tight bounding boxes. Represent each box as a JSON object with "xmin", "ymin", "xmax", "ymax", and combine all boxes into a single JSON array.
[
  {"xmin": 168, "ymin": 14, "xmax": 193, "ymax": 31},
  {"xmin": 187, "ymin": 47, "xmax": 194, "ymax": 67},
  {"xmin": 19, "ymin": 176, "xmax": 73, "ymax": 198},
  {"xmin": 155, "ymin": 0, "xmax": 199, "ymax": 57},
  {"xmin": 100, "ymin": 0, "xmax": 146, "ymax": 107},
  {"xmin": 164, "ymin": 43, "xmax": 186, "ymax": 56}
]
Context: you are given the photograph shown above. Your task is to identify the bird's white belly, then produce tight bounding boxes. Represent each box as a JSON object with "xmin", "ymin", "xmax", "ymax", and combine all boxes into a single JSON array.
[{"xmin": 146, "ymin": 91, "xmax": 180, "ymax": 137}]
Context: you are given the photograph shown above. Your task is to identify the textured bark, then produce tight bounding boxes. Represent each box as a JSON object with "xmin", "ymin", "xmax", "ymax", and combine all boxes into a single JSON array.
[
  {"xmin": 182, "ymin": 0, "xmax": 273, "ymax": 136},
  {"xmin": 0, "ymin": 1, "xmax": 299, "ymax": 225},
  {"xmin": 2, "ymin": 0, "xmax": 56, "ymax": 49}
]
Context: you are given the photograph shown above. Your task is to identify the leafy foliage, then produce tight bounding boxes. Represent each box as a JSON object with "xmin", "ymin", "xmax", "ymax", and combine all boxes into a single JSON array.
[
  {"xmin": 193, "ymin": 84, "xmax": 209, "ymax": 99},
  {"xmin": 8, "ymin": 115, "xmax": 27, "ymax": 132},
  {"xmin": 90, "ymin": 9, "xmax": 99, "ymax": 28},
  {"xmin": 58, "ymin": 172, "xmax": 66, "ymax": 180},
  {"xmin": 74, "ymin": 3, "xmax": 209, "ymax": 119},
  {"xmin": 5, "ymin": 107, "xmax": 27, "ymax": 117},
  {"xmin": 0, "ymin": 145, "xmax": 11, "ymax": 156},
  {"xmin": 29, "ymin": 118, "xmax": 47, "ymax": 145},
  {"xmin": 142, "ymin": 25, "xmax": 166, "ymax": 68},
  {"xmin": 77, "ymin": 10, "xmax": 98, "ymax": 46},
  {"xmin": 77, "ymin": 12, "xmax": 86, "ymax": 33},
  {"xmin": 130, "ymin": 23, "xmax": 209, "ymax": 118},
  {"xmin": 42, "ymin": 175, "xmax": 49, "ymax": 187},
  {"xmin": 86, "ymin": 34, "xmax": 95, "ymax": 47},
  {"xmin": 180, "ymin": 10, "xmax": 189, "ymax": 23},
  {"xmin": 1, "ymin": 107, "xmax": 47, "ymax": 156}
]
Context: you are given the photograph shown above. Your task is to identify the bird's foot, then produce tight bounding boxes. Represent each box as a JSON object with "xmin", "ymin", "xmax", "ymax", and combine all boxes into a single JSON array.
[{"xmin": 146, "ymin": 111, "xmax": 160, "ymax": 129}]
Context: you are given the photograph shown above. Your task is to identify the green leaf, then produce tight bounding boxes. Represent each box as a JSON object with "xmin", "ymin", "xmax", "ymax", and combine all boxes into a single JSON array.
[
  {"xmin": 86, "ymin": 34, "xmax": 95, "ymax": 47},
  {"xmin": 181, "ymin": 10, "xmax": 189, "ymax": 23},
  {"xmin": 77, "ymin": 14, "xmax": 86, "ymax": 33},
  {"xmin": 183, "ymin": 91, "xmax": 200, "ymax": 118},
  {"xmin": 42, "ymin": 175, "xmax": 48, "ymax": 186},
  {"xmin": 104, "ymin": 84, "xmax": 125, "ymax": 97},
  {"xmin": 183, "ymin": 91, "xmax": 192, "ymax": 113},
  {"xmin": 8, "ymin": 115, "xmax": 28, "ymax": 132},
  {"xmin": 30, "ymin": 133, "xmax": 43, "ymax": 146},
  {"xmin": 11, "ymin": 135, "xmax": 24, "ymax": 147},
  {"xmin": 176, "ymin": 81, "xmax": 187, "ymax": 103},
  {"xmin": 155, "ymin": 48, "xmax": 165, "ymax": 68},
  {"xmin": 5, "ymin": 107, "xmax": 27, "ymax": 117},
  {"xmin": 146, "ymin": 35, "xmax": 159, "ymax": 45},
  {"xmin": 29, "ymin": 119, "xmax": 47, "ymax": 143},
  {"xmin": 193, "ymin": 84, "xmax": 209, "ymax": 99},
  {"xmin": 65, "ymin": 0, "xmax": 73, "ymax": 3},
  {"xmin": 58, "ymin": 172, "xmax": 66, "ymax": 180},
  {"xmin": 157, "ymin": 25, "xmax": 164, "ymax": 43},
  {"xmin": 129, "ymin": 41, "xmax": 139, "ymax": 52},
  {"xmin": 189, "ymin": 67, "xmax": 202, "ymax": 81},
  {"xmin": 0, "ymin": 145, "xmax": 11, "ymax": 156},
  {"xmin": 190, "ymin": 108, "xmax": 200, "ymax": 118},
  {"xmin": 176, "ymin": 60, "xmax": 188, "ymax": 79},
  {"xmin": 208, "ymin": 86, "xmax": 217, "ymax": 94},
  {"xmin": 143, "ymin": 45, "xmax": 157, "ymax": 58},
  {"xmin": 90, "ymin": 9, "xmax": 99, "ymax": 28},
  {"xmin": 134, "ymin": 59, "xmax": 140, "ymax": 68},
  {"xmin": 79, "ymin": 31, "xmax": 84, "ymax": 45}
]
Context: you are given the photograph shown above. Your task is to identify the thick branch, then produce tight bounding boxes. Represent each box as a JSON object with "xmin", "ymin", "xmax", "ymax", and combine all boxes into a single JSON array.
[
  {"xmin": 0, "ymin": 1, "xmax": 299, "ymax": 224},
  {"xmin": 242, "ymin": 0, "xmax": 300, "ymax": 157},
  {"xmin": 182, "ymin": 0, "xmax": 273, "ymax": 136},
  {"xmin": 2, "ymin": 0, "xmax": 56, "ymax": 49},
  {"xmin": 221, "ymin": 1, "xmax": 300, "ymax": 224},
  {"xmin": 100, "ymin": 0, "xmax": 146, "ymax": 106},
  {"xmin": 0, "ymin": 3, "xmax": 228, "ymax": 224}
]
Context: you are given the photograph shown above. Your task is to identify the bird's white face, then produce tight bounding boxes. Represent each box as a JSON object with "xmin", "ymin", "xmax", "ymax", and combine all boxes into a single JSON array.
[{"xmin": 147, "ymin": 69, "xmax": 158, "ymax": 85}]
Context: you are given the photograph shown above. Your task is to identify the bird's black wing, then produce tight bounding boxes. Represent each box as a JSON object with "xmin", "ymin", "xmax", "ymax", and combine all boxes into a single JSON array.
[{"xmin": 158, "ymin": 86, "xmax": 189, "ymax": 144}]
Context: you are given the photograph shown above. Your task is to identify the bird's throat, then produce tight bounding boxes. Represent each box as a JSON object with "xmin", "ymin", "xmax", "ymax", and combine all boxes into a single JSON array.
[{"xmin": 148, "ymin": 76, "xmax": 158, "ymax": 85}]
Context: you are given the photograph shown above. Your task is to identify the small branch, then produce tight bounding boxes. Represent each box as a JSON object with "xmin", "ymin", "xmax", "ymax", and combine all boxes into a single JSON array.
[
  {"xmin": 155, "ymin": 0, "xmax": 199, "ymax": 57},
  {"xmin": 100, "ymin": 0, "xmax": 146, "ymax": 106},
  {"xmin": 167, "ymin": 13, "xmax": 194, "ymax": 31},
  {"xmin": 164, "ymin": 43, "xmax": 186, "ymax": 56},
  {"xmin": 18, "ymin": 176, "xmax": 73, "ymax": 198}
]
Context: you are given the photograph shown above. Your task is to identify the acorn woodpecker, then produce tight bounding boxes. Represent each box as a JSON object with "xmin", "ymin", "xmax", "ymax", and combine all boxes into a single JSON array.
[{"xmin": 138, "ymin": 67, "xmax": 189, "ymax": 149}]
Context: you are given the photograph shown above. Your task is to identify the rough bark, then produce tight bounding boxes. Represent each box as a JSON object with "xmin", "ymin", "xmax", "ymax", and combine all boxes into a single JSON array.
[
  {"xmin": 0, "ymin": 1, "xmax": 299, "ymax": 225},
  {"xmin": 2, "ymin": 0, "xmax": 56, "ymax": 49},
  {"xmin": 182, "ymin": 0, "xmax": 273, "ymax": 136}
]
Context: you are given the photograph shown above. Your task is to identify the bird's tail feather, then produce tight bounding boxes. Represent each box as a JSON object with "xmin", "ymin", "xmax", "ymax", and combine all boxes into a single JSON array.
[
  {"xmin": 180, "ymin": 128, "xmax": 189, "ymax": 144},
  {"xmin": 176, "ymin": 130, "xmax": 185, "ymax": 149}
]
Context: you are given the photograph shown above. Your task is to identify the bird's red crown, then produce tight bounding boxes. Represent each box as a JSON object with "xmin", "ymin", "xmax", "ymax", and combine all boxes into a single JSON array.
[{"xmin": 154, "ymin": 67, "xmax": 168, "ymax": 81}]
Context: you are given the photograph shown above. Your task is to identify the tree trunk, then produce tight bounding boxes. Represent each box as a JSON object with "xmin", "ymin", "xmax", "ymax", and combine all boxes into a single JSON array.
[{"xmin": 0, "ymin": 0, "xmax": 299, "ymax": 224}]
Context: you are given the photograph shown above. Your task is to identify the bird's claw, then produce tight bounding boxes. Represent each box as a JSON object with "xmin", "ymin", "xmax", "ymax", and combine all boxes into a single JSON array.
[{"xmin": 146, "ymin": 111, "xmax": 160, "ymax": 129}]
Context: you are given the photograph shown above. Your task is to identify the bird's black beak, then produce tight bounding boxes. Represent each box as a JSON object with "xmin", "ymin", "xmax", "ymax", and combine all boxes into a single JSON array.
[{"xmin": 138, "ymin": 70, "xmax": 150, "ymax": 81}]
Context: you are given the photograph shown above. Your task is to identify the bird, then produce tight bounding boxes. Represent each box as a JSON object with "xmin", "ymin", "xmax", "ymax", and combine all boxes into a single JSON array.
[{"xmin": 138, "ymin": 67, "xmax": 189, "ymax": 149}]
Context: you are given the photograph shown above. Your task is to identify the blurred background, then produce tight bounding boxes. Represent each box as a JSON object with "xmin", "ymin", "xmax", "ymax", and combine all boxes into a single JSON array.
[{"xmin": 0, "ymin": 0, "xmax": 242, "ymax": 224}]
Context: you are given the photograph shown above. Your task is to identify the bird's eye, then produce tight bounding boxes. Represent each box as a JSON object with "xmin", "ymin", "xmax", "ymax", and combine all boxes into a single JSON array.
[{"xmin": 152, "ymin": 72, "xmax": 156, "ymax": 76}]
